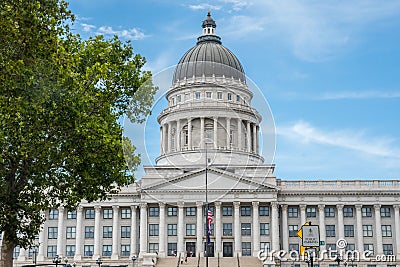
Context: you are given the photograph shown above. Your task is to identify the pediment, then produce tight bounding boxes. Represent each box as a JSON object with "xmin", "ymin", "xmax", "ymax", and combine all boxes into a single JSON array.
[{"xmin": 142, "ymin": 167, "xmax": 278, "ymax": 192}]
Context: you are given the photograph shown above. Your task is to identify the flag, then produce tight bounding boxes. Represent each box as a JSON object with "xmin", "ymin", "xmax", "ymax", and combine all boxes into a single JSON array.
[{"xmin": 207, "ymin": 209, "xmax": 213, "ymax": 244}]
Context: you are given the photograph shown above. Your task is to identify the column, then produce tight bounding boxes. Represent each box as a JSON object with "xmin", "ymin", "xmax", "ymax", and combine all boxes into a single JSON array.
[
  {"xmin": 162, "ymin": 124, "xmax": 167, "ymax": 154},
  {"xmin": 176, "ymin": 119, "xmax": 181, "ymax": 151},
  {"xmin": 196, "ymin": 202, "xmax": 203, "ymax": 257},
  {"xmin": 337, "ymin": 204, "xmax": 344, "ymax": 240},
  {"xmin": 300, "ymin": 204, "xmax": 306, "ymax": 225},
  {"xmin": 394, "ymin": 205, "xmax": 400, "ymax": 257},
  {"xmin": 252, "ymin": 123, "xmax": 257, "ymax": 153},
  {"xmin": 271, "ymin": 202, "xmax": 279, "ymax": 252},
  {"xmin": 56, "ymin": 206, "xmax": 65, "ymax": 256},
  {"xmin": 318, "ymin": 205, "xmax": 326, "ymax": 251},
  {"xmin": 167, "ymin": 122, "xmax": 172, "ymax": 153},
  {"xmin": 37, "ymin": 211, "xmax": 45, "ymax": 261},
  {"xmin": 215, "ymin": 202, "xmax": 222, "ymax": 257},
  {"xmin": 256, "ymin": 126, "xmax": 259, "ymax": 154},
  {"xmin": 160, "ymin": 126, "xmax": 163, "ymax": 155},
  {"xmin": 374, "ymin": 204, "xmax": 383, "ymax": 254},
  {"xmin": 177, "ymin": 202, "xmax": 185, "ymax": 255},
  {"xmin": 237, "ymin": 119, "xmax": 242, "ymax": 150},
  {"xmin": 130, "ymin": 205, "xmax": 138, "ymax": 256},
  {"xmin": 111, "ymin": 205, "xmax": 119, "ymax": 260},
  {"xmin": 139, "ymin": 203, "xmax": 148, "ymax": 257},
  {"xmin": 159, "ymin": 203, "xmax": 166, "ymax": 257},
  {"xmin": 226, "ymin": 117, "xmax": 231, "ymax": 149},
  {"xmin": 213, "ymin": 117, "xmax": 218, "ymax": 149},
  {"xmin": 93, "ymin": 205, "xmax": 101, "ymax": 259},
  {"xmin": 200, "ymin": 117, "xmax": 205, "ymax": 149},
  {"xmin": 75, "ymin": 205, "xmax": 83, "ymax": 261},
  {"xmin": 355, "ymin": 205, "xmax": 363, "ymax": 251},
  {"xmin": 234, "ymin": 202, "xmax": 241, "ymax": 256},
  {"xmin": 246, "ymin": 121, "xmax": 251, "ymax": 152},
  {"xmin": 252, "ymin": 201, "xmax": 260, "ymax": 256},
  {"xmin": 281, "ymin": 205, "xmax": 289, "ymax": 252},
  {"xmin": 188, "ymin": 118, "xmax": 192, "ymax": 150}
]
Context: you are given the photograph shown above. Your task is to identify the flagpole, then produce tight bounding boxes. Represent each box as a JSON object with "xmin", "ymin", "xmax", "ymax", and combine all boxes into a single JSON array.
[{"xmin": 205, "ymin": 144, "xmax": 209, "ymax": 267}]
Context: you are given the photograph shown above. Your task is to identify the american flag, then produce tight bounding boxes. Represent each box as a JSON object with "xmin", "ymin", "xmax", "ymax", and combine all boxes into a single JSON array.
[{"xmin": 207, "ymin": 209, "xmax": 213, "ymax": 244}]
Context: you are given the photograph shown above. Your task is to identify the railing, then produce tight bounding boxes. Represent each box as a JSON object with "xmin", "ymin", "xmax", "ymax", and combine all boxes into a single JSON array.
[{"xmin": 277, "ymin": 179, "xmax": 400, "ymax": 189}]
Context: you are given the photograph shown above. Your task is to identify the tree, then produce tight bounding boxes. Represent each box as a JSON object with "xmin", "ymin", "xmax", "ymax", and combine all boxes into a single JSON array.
[{"xmin": 0, "ymin": 0, "xmax": 156, "ymax": 265}]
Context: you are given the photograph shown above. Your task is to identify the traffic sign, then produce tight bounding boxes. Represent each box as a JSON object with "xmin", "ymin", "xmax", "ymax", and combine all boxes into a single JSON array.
[
  {"xmin": 296, "ymin": 221, "xmax": 310, "ymax": 239},
  {"xmin": 320, "ymin": 241, "xmax": 325, "ymax": 245},
  {"xmin": 302, "ymin": 225, "xmax": 320, "ymax": 247}
]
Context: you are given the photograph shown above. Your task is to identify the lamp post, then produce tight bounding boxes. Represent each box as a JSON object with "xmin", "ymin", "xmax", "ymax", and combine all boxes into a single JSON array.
[
  {"xmin": 73, "ymin": 262, "xmax": 76, "ymax": 267},
  {"xmin": 53, "ymin": 255, "xmax": 61, "ymax": 267},
  {"xmin": 64, "ymin": 257, "xmax": 70, "ymax": 267},
  {"xmin": 335, "ymin": 254, "xmax": 342, "ymax": 267},
  {"xmin": 96, "ymin": 257, "xmax": 103, "ymax": 267},
  {"xmin": 131, "ymin": 255, "xmax": 137, "ymax": 267}
]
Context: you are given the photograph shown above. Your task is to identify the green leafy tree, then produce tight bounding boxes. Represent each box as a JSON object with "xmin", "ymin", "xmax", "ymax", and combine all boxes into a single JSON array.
[{"xmin": 0, "ymin": 0, "xmax": 156, "ymax": 265}]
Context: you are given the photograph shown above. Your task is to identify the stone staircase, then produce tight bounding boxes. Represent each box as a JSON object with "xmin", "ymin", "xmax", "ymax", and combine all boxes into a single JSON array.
[{"xmin": 155, "ymin": 256, "xmax": 263, "ymax": 267}]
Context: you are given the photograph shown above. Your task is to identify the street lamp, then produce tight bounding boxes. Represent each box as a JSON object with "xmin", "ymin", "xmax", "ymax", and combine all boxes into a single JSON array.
[
  {"xmin": 73, "ymin": 262, "xmax": 76, "ymax": 267},
  {"xmin": 335, "ymin": 254, "xmax": 343, "ymax": 267},
  {"xmin": 53, "ymin": 255, "xmax": 61, "ymax": 267},
  {"xmin": 64, "ymin": 257, "xmax": 70, "ymax": 267},
  {"xmin": 131, "ymin": 255, "xmax": 137, "ymax": 267},
  {"xmin": 96, "ymin": 257, "xmax": 103, "ymax": 267}
]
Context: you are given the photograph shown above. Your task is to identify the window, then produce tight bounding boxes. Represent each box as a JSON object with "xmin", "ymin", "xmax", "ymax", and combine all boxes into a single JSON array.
[
  {"xmin": 306, "ymin": 207, "xmax": 317, "ymax": 217},
  {"xmin": 344, "ymin": 225, "xmax": 354, "ymax": 237},
  {"xmin": 47, "ymin": 245, "xmax": 57, "ymax": 258},
  {"xmin": 13, "ymin": 246, "xmax": 20, "ymax": 259},
  {"xmin": 195, "ymin": 92, "xmax": 201, "ymax": 100},
  {"xmin": 363, "ymin": 225, "xmax": 373, "ymax": 237},
  {"xmin": 260, "ymin": 223, "xmax": 269, "ymax": 235},
  {"xmin": 121, "ymin": 226, "xmax": 131, "ymax": 238},
  {"xmin": 149, "ymin": 207, "xmax": 159, "ymax": 217},
  {"xmin": 327, "ymin": 244, "xmax": 337, "ymax": 251},
  {"xmin": 28, "ymin": 247, "xmax": 38, "ymax": 258},
  {"xmin": 346, "ymin": 244, "xmax": 355, "ymax": 251},
  {"xmin": 149, "ymin": 243, "xmax": 159, "ymax": 253},
  {"xmin": 185, "ymin": 93, "xmax": 190, "ymax": 102},
  {"xmin": 326, "ymin": 225, "xmax": 336, "ymax": 237},
  {"xmin": 84, "ymin": 245, "xmax": 94, "ymax": 257},
  {"xmin": 241, "ymin": 223, "xmax": 251, "ymax": 236},
  {"xmin": 67, "ymin": 210, "xmax": 77, "ymax": 219},
  {"xmin": 259, "ymin": 206, "xmax": 269, "ymax": 216},
  {"xmin": 66, "ymin": 227, "xmax": 76, "ymax": 239},
  {"xmin": 362, "ymin": 207, "xmax": 372, "ymax": 217},
  {"xmin": 217, "ymin": 92, "xmax": 222, "ymax": 99},
  {"xmin": 102, "ymin": 245, "xmax": 112, "ymax": 256},
  {"xmin": 383, "ymin": 244, "xmax": 393, "ymax": 256},
  {"xmin": 236, "ymin": 95, "xmax": 240, "ymax": 102},
  {"xmin": 325, "ymin": 207, "xmax": 335, "ymax": 217},
  {"xmin": 289, "ymin": 244, "xmax": 299, "ymax": 253},
  {"xmin": 186, "ymin": 207, "xmax": 196, "ymax": 216},
  {"xmin": 241, "ymin": 206, "xmax": 251, "ymax": 216},
  {"xmin": 85, "ymin": 208, "xmax": 95, "ymax": 219},
  {"xmin": 168, "ymin": 207, "xmax": 177, "ymax": 216},
  {"xmin": 168, "ymin": 224, "xmax": 177, "ymax": 236},
  {"xmin": 168, "ymin": 243, "xmax": 177, "ymax": 256},
  {"xmin": 364, "ymin": 244, "xmax": 374, "ymax": 255},
  {"xmin": 103, "ymin": 209, "xmax": 113, "ymax": 219},
  {"xmin": 222, "ymin": 206, "xmax": 232, "ymax": 216},
  {"xmin": 186, "ymin": 224, "xmax": 196, "ymax": 236},
  {"xmin": 48, "ymin": 227, "xmax": 58, "ymax": 239},
  {"xmin": 66, "ymin": 245, "xmax": 75, "ymax": 257},
  {"xmin": 203, "ymin": 206, "xmax": 214, "ymax": 216},
  {"xmin": 177, "ymin": 95, "xmax": 182, "ymax": 102},
  {"xmin": 344, "ymin": 207, "xmax": 354, "ymax": 217},
  {"xmin": 49, "ymin": 209, "xmax": 58, "ymax": 220},
  {"xmin": 85, "ymin": 226, "xmax": 94, "ymax": 238},
  {"xmin": 203, "ymin": 223, "xmax": 214, "ymax": 235},
  {"xmin": 227, "ymin": 93, "xmax": 232, "ymax": 101},
  {"xmin": 288, "ymin": 207, "xmax": 298, "ymax": 218},
  {"xmin": 206, "ymin": 92, "xmax": 212, "ymax": 98},
  {"xmin": 381, "ymin": 207, "xmax": 391, "ymax": 217},
  {"xmin": 242, "ymin": 242, "xmax": 251, "ymax": 256},
  {"xmin": 223, "ymin": 223, "xmax": 232, "ymax": 236},
  {"xmin": 149, "ymin": 224, "xmax": 159, "ymax": 236},
  {"xmin": 260, "ymin": 242, "xmax": 270, "ymax": 253},
  {"xmin": 382, "ymin": 225, "xmax": 392, "ymax": 237},
  {"xmin": 103, "ymin": 226, "xmax": 113, "ymax": 238},
  {"xmin": 121, "ymin": 245, "xmax": 130, "ymax": 257},
  {"xmin": 171, "ymin": 97, "xmax": 175, "ymax": 105},
  {"xmin": 289, "ymin": 225, "xmax": 298, "ymax": 237},
  {"xmin": 121, "ymin": 208, "xmax": 131, "ymax": 219}
]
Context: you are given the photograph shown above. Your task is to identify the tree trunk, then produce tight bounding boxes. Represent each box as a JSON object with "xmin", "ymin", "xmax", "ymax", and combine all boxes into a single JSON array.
[{"xmin": 0, "ymin": 232, "xmax": 15, "ymax": 267}]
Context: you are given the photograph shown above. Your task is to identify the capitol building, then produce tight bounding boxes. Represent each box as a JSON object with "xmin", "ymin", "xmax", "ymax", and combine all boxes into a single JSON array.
[{"xmin": 8, "ymin": 13, "xmax": 400, "ymax": 267}]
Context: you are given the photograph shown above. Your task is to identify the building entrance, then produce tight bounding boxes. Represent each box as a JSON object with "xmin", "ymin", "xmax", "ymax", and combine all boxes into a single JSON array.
[
  {"xmin": 204, "ymin": 242, "xmax": 215, "ymax": 257},
  {"xmin": 186, "ymin": 242, "xmax": 196, "ymax": 257},
  {"xmin": 223, "ymin": 242, "xmax": 233, "ymax": 257}
]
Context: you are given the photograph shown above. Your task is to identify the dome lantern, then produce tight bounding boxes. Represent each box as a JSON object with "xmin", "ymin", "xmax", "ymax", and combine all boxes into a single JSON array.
[{"xmin": 202, "ymin": 11, "xmax": 216, "ymax": 36}]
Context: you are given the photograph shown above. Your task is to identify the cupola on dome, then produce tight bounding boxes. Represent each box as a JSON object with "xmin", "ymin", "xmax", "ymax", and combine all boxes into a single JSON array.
[{"xmin": 173, "ymin": 12, "xmax": 246, "ymax": 84}]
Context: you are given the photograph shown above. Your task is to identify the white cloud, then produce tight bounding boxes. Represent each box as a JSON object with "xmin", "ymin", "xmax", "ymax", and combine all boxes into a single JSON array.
[
  {"xmin": 316, "ymin": 91, "xmax": 400, "ymax": 100},
  {"xmin": 97, "ymin": 26, "xmax": 148, "ymax": 40},
  {"xmin": 81, "ymin": 23, "xmax": 96, "ymax": 32},
  {"xmin": 188, "ymin": 4, "xmax": 222, "ymax": 11},
  {"xmin": 218, "ymin": 0, "xmax": 252, "ymax": 11}
]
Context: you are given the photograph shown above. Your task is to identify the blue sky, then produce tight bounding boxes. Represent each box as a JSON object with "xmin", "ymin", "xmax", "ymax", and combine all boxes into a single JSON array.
[{"xmin": 69, "ymin": 0, "xmax": 400, "ymax": 180}]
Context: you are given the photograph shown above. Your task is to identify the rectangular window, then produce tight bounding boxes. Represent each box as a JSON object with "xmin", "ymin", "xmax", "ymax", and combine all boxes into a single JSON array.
[
  {"xmin": 66, "ymin": 245, "xmax": 75, "ymax": 257},
  {"xmin": 346, "ymin": 244, "xmax": 355, "ymax": 251},
  {"xmin": 259, "ymin": 206, "xmax": 269, "ymax": 216},
  {"xmin": 222, "ymin": 206, "xmax": 233, "ymax": 216},
  {"xmin": 325, "ymin": 207, "xmax": 335, "ymax": 217},
  {"xmin": 203, "ymin": 206, "xmax": 214, "ymax": 216},
  {"xmin": 260, "ymin": 242, "xmax": 270, "ymax": 253},
  {"xmin": 149, "ymin": 224, "xmax": 159, "ymax": 236},
  {"xmin": 204, "ymin": 223, "xmax": 214, "ymax": 236},
  {"xmin": 382, "ymin": 225, "xmax": 392, "ymax": 237},
  {"xmin": 168, "ymin": 243, "xmax": 177, "ymax": 256},
  {"xmin": 363, "ymin": 225, "xmax": 373, "ymax": 237},
  {"xmin": 186, "ymin": 207, "xmax": 196, "ymax": 216},
  {"xmin": 171, "ymin": 97, "xmax": 175, "ymax": 105},
  {"xmin": 289, "ymin": 225, "xmax": 299, "ymax": 237},
  {"xmin": 121, "ymin": 226, "xmax": 131, "ymax": 238},
  {"xmin": 168, "ymin": 207, "xmax": 177, "ymax": 216},
  {"xmin": 344, "ymin": 207, "xmax": 354, "ymax": 217},
  {"xmin": 217, "ymin": 92, "xmax": 222, "ymax": 99},
  {"xmin": 149, "ymin": 207, "xmax": 159, "ymax": 217},
  {"xmin": 288, "ymin": 207, "xmax": 298, "ymax": 218},
  {"xmin": 344, "ymin": 225, "xmax": 355, "ymax": 237},
  {"xmin": 186, "ymin": 224, "xmax": 196, "ymax": 236},
  {"xmin": 327, "ymin": 244, "xmax": 337, "ymax": 251},
  {"xmin": 383, "ymin": 244, "xmax": 393, "ymax": 256},
  {"xmin": 306, "ymin": 207, "xmax": 317, "ymax": 217},
  {"xmin": 121, "ymin": 245, "xmax": 130, "ymax": 257},
  {"xmin": 84, "ymin": 245, "xmax": 94, "ymax": 257},
  {"xmin": 185, "ymin": 93, "xmax": 190, "ymax": 102},
  {"xmin": 47, "ymin": 246, "xmax": 57, "ymax": 258},
  {"xmin": 227, "ymin": 93, "xmax": 232, "ymax": 101},
  {"xmin": 364, "ymin": 244, "xmax": 374, "ymax": 255},
  {"xmin": 48, "ymin": 227, "xmax": 58, "ymax": 239},
  {"xmin": 241, "ymin": 206, "xmax": 251, "ymax": 216},
  {"xmin": 102, "ymin": 245, "xmax": 112, "ymax": 257},
  {"xmin": 223, "ymin": 223, "xmax": 232, "ymax": 236},
  {"xmin": 67, "ymin": 210, "xmax": 77, "ymax": 219},
  {"xmin": 49, "ymin": 209, "xmax": 59, "ymax": 220},
  {"xmin": 381, "ymin": 207, "xmax": 391, "ymax": 217},
  {"xmin": 85, "ymin": 226, "xmax": 94, "ymax": 238},
  {"xmin": 121, "ymin": 208, "xmax": 131, "ymax": 219},
  {"xmin": 149, "ymin": 243, "xmax": 159, "ymax": 253},
  {"xmin": 168, "ymin": 224, "xmax": 177, "ymax": 236},
  {"xmin": 326, "ymin": 225, "xmax": 336, "ymax": 237},
  {"xmin": 66, "ymin": 226, "xmax": 76, "ymax": 239},
  {"xmin": 241, "ymin": 223, "xmax": 251, "ymax": 236},
  {"xmin": 260, "ymin": 223, "xmax": 270, "ymax": 236},
  {"xmin": 103, "ymin": 209, "xmax": 113, "ymax": 219},
  {"xmin": 177, "ymin": 95, "xmax": 182, "ymax": 102},
  {"xmin": 195, "ymin": 92, "xmax": 201, "ymax": 100},
  {"xmin": 236, "ymin": 95, "xmax": 240, "ymax": 102},
  {"xmin": 13, "ymin": 246, "xmax": 20, "ymax": 259},
  {"xmin": 103, "ymin": 226, "xmax": 113, "ymax": 238},
  {"xmin": 206, "ymin": 92, "xmax": 212, "ymax": 98},
  {"xmin": 28, "ymin": 247, "xmax": 38, "ymax": 258},
  {"xmin": 242, "ymin": 242, "xmax": 251, "ymax": 256},
  {"xmin": 362, "ymin": 207, "xmax": 372, "ymax": 217},
  {"xmin": 289, "ymin": 244, "xmax": 299, "ymax": 253},
  {"xmin": 85, "ymin": 208, "xmax": 95, "ymax": 219}
]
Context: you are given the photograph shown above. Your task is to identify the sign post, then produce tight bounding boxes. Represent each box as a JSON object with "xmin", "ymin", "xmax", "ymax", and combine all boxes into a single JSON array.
[{"xmin": 297, "ymin": 222, "xmax": 320, "ymax": 267}]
